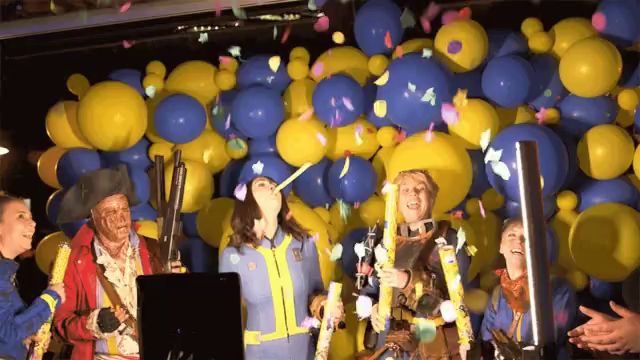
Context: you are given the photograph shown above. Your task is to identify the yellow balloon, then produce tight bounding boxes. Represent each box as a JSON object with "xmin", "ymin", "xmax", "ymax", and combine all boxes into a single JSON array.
[
  {"xmin": 288, "ymin": 199, "xmax": 333, "ymax": 288},
  {"xmin": 197, "ymin": 197, "xmax": 235, "ymax": 247},
  {"xmin": 326, "ymin": 118, "xmax": 379, "ymax": 161},
  {"xmin": 635, "ymin": 145, "xmax": 640, "ymax": 180},
  {"xmin": 136, "ymin": 220, "xmax": 159, "ymax": 240},
  {"xmin": 45, "ymin": 101, "xmax": 92, "ymax": 149},
  {"xmin": 310, "ymin": 47, "xmax": 370, "ymax": 86},
  {"xmin": 225, "ymin": 138, "xmax": 249, "ymax": 160},
  {"xmin": 165, "ymin": 60, "xmax": 219, "ymax": 105},
  {"xmin": 66, "ymin": 73, "xmax": 90, "ymax": 99},
  {"xmin": 276, "ymin": 117, "xmax": 328, "ymax": 167},
  {"xmin": 549, "ymin": 17, "xmax": 597, "ymax": 58},
  {"xmin": 146, "ymin": 60, "xmax": 167, "ymax": 78},
  {"xmin": 290, "ymin": 47, "xmax": 311, "ymax": 63},
  {"xmin": 164, "ymin": 160, "xmax": 213, "ymax": 213},
  {"xmin": 142, "ymin": 73, "xmax": 165, "ymax": 93},
  {"xmin": 35, "ymin": 232, "xmax": 70, "ymax": 275},
  {"xmin": 393, "ymin": 38, "xmax": 433, "ymax": 59},
  {"xmin": 376, "ymin": 126, "xmax": 399, "ymax": 148},
  {"xmin": 77, "ymin": 81, "xmax": 147, "ymax": 151},
  {"xmin": 283, "ymin": 79, "xmax": 316, "ymax": 117},
  {"xmin": 570, "ymin": 203, "xmax": 640, "ymax": 281},
  {"xmin": 464, "ymin": 199, "xmax": 501, "ymax": 277},
  {"xmin": 464, "ymin": 288, "xmax": 490, "ymax": 314},
  {"xmin": 479, "ymin": 270, "xmax": 499, "ymax": 291},
  {"xmin": 629, "ymin": 173, "xmax": 640, "ymax": 192},
  {"xmin": 448, "ymin": 99, "xmax": 499, "ymax": 149},
  {"xmin": 372, "ymin": 146, "xmax": 394, "ymax": 191},
  {"xmin": 528, "ymin": 31, "xmax": 553, "ymax": 54},
  {"xmin": 495, "ymin": 106, "xmax": 536, "ymax": 129},
  {"xmin": 287, "ymin": 59, "xmax": 309, "ymax": 81},
  {"xmin": 434, "ymin": 20, "xmax": 488, "ymax": 73},
  {"xmin": 615, "ymin": 109, "xmax": 635, "ymax": 128},
  {"xmin": 577, "ymin": 124, "xmax": 634, "ymax": 180},
  {"xmin": 37, "ymin": 146, "xmax": 66, "ymax": 189},
  {"xmin": 551, "ymin": 191, "xmax": 579, "ymax": 272},
  {"xmin": 175, "ymin": 130, "xmax": 230, "ymax": 174},
  {"xmin": 359, "ymin": 195, "xmax": 384, "ymax": 227},
  {"xmin": 617, "ymin": 88, "xmax": 639, "ymax": 111},
  {"xmin": 481, "ymin": 188, "xmax": 504, "ymax": 211},
  {"xmin": 329, "ymin": 201, "xmax": 366, "ymax": 241},
  {"xmin": 215, "ymin": 70, "xmax": 237, "ymax": 91},
  {"xmin": 521, "ymin": 17, "xmax": 544, "ymax": 38},
  {"xmin": 148, "ymin": 142, "xmax": 174, "ymax": 162},
  {"xmin": 387, "ymin": 132, "xmax": 472, "ymax": 214},
  {"xmin": 368, "ymin": 55, "xmax": 389, "ymax": 76},
  {"xmin": 559, "ymin": 37, "xmax": 622, "ymax": 98}
]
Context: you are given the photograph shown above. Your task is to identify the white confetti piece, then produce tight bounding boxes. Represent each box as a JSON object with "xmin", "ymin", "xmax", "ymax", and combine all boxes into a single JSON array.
[
  {"xmin": 330, "ymin": 244, "xmax": 343, "ymax": 261},
  {"xmin": 252, "ymin": 160, "xmax": 264, "ymax": 175},
  {"xmin": 354, "ymin": 242, "xmax": 366, "ymax": 259},
  {"xmin": 483, "ymin": 147, "xmax": 502, "ymax": 164},
  {"xmin": 408, "ymin": 82, "xmax": 417, "ymax": 92},
  {"xmin": 422, "ymin": 48, "xmax": 433, "ymax": 58},
  {"xmin": 479, "ymin": 129, "xmax": 492, "ymax": 152},
  {"xmin": 421, "ymin": 87, "xmax": 436, "ymax": 106},
  {"xmin": 374, "ymin": 244, "xmax": 388, "ymax": 264},
  {"xmin": 229, "ymin": 253, "xmax": 240, "ymax": 264},
  {"xmin": 400, "ymin": 7, "xmax": 416, "ymax": 29},
  {"xmin": 228, "ymin": 46, "xmax": 242, "ymax": 58},
  {"xmin": 198, "ymin": 33, "xmax": 208, "ymax": 44},
  {"xmin": 490, "ymin": 160, "xmax": 511, "ymax": 181},
  {"xmin": 440, "ymin": 300, "xmax": 457, "ymax": 323},
  {"xmin": 145, "ymin": 85, "xmax": 156, "ymax": 98},
  {"xmin": 356, "ymin": 295, "xmax": 374, "ymax": 319},
  {"xmin": 456, "ymin": 227, "xmax": 466, "ymax": 254}
]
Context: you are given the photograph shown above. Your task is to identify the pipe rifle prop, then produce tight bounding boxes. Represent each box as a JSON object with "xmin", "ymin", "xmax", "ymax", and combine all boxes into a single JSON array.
[
  {"xmin": 376, "ymin": 183, "xmax": 399, "ymax": 325},
  {"xmin": 154, "ymin": 155, "xmax": 166, "ymax": 239},
  {"xmin": 158, "ymin": 150, "xmax": 187, "ymax": 273},
  {"xmin": 314, "ymin": 282, "xmax": 343, "ymax": 360},
  {"xmin": 27, "ymin": 242, "xmax": 72, "ymax": 360}
]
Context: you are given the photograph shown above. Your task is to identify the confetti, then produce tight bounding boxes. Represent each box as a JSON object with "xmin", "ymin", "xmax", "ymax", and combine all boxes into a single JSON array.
[
  {"xmin": 273, "ymin": 25, "xmax": 278, "ymax": 40},
  {"xmin": 301, "ymin": 316, "xmax": 321, "ymax": 329},
  {"xmin": 459, "ymin": 6, "xmax": 472, "ymax": 19},
  {"xmin": 145, "ymin": 85, "xmax": 156, "ymax": 98},
  {"xmin": 456, "ymin": 227, "xmax": 466, "ymax": 254},
  {"xmin": 422, "ymin": 48, "xmax": 433, "ymax": 58},
  {"xmin": 407, "ymin": 82, "xmax": 416, "ymax": 92},
  {"xmin": 441, "ymin": 102, "xmax": 459, "ymax": 125},
  {"xmin": 355, "ymin": 124, "xmax": 364, "ymax": 145},
  {"xmin": 299, "ymin": 109, "xmax": 314, "ymax": 121},
  {"xmin": 232, "ymin": 1, "xmax": 247, "ymax": 20},
  {"xmin": 234, "ymin": 183, "xmax": 247, "ymax": 201},
  {"xmin": 252, "ymin": 160, "xmax": 264, "ymax": 175},
  {"xmin": 479, "ymin": 129, "xmax": 492, "ymax": 152},
  {"xmin": 332, "ymin": 31, "xmax": 345, "ymax": 44},
  {"xmin": 330, "ymin": 244, "xmax": 343, "ymax": 261},
  {"xmin": 400, "ymin": 7, "xmax": 416, "ymax": 29},
  {"xmin": 354, "ymin": 243, "xmax": 366, "ymax": 259},
  {"xmin": 339, "ymin": 156, "xmax": 350, "ymax": 179},
  {"xmin": 338, "ymin": 200, "xmax": 350, "ymax": 222},
  {"xmin": 310, "ymin": 232, "xmax": 320, "ymax": 243},
  {"xmin": 424, "ymin": 122, "xmax": 435, "ymax": 142},
  {"xmin": 490, "ymin": 160, "xmax": 511, "ymax": 181},
  {"xmin": 452, "ymin": 88, "xmax": 468, "ymax": 108},
  {"xmin": 268, "ymin": 56, "xmax": 281, "ymax": 73},
  {"xmin": 421, "ymin": 87, "xmax": 436, "ymax": 106},
  {"xmin": 374, "ymin": 244, "xmax": 388, "ymax": 264},
  {"xmin": 396, "ymin": 129, "xmax": 407, "ymax": 143},
  {"xmin": 119, "ymin": 1, "xmax": 132, "ymax": 13},
  {"xmin": 228, "ymin": 46, "xmax": 242, "ymax": 58},
  {"xmin": 198, "ymin": 33, "xmax": 208, "ymax": 44},
  {"xmin": 356, "ymin": 295, "xmax": 374, "ymax": 319},
  {"xmin": 478, "ymin": 199, "xmax": 486, "ymax": 218},
  {"xmin": 535, "ymin": 107, "xmax": 546, "ymax": 124},
  {"xmin": 543, "ymin": 89, "xmax": 552, "ymax": 97},
  {"xmin": 374, "ymin": 71, "xmax": 390, "ymax": 86},
  {"xmin": 307, "ymin": 0, "xmax": 317, "ymax": 11},
  {"xmin": 50, "ymin": 0, "xmax": 59, "ymax": 14},
  {"xmin": 224, "ymin": 114, "xmax": 231, "ymax": 130},
  {"xmin": 592, "ymin": 12, "xmax": 607, "ymax": 32},
  {"xmin": 415, "ymin": 318, "xmax": 437, "ymax": 343},
  {"xmin": 314, "ymin": 16, "xmax": 330, "ymax": 32},
  {"xmin": 451, "ymin": 210, "xmax": 464, "ymax": 219},
  {"xmin": 280, "ymin": 25, "xmax": 292, "ymax": 44},
  {"xmin": 229, "ymin": 253, "xmax": 240, "ymax": 264},
  {"xmin": 441, "ymin": 10, "xmax": 460, "ymax": 25},
  {"xmin": 122, "ymin": 40, "xmax": 135, "ymax": 48},
  {"xmin": 384, "ymin": 31, "xmax": 393, "ymax": 49},
  {"xmin": 343, "ymin": 97, "xmax": 355, "ymax": 111},
  {"xmin": 420, "ymin": 2, "xmax": 441, "ymax": 34},
  {"xmin": 484, "ymin": 147, "xmax": 503, "ymax": 164},
  {"xmin": 311, "ymin": 62, "xmax": 324, "ymax": 77},
  {"xmin": 219, "ymin": 55, "xmax": 233, "ymax": 65},
  {"xmin": 215, "ymin": 0, "xmax": 222, "ymax": 16},
  {"xmin": 316, "ymin": 132, "xmax": 327, "ymax": 146},
  {"xmin": 373, "ymin": 100, "xmax": 387, "ymax": 118},
  {"xmin": 394, "ymin": 45, "xmax": 404, "ymax": 58},
  {"xmin": 440, "ymin": 300, "xmax": 457, "ymax": 323}
]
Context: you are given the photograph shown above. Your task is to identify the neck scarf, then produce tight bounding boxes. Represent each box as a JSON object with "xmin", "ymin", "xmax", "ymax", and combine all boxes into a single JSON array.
[{"xmin": 496, "ymin": 268, "xmax": 530, "ymax": 314}]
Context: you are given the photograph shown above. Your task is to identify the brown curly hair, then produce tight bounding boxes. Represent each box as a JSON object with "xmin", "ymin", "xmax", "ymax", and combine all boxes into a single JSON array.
[{"xmin": 229, "ymin": 177, "xmax": 309, "ymax": 249}]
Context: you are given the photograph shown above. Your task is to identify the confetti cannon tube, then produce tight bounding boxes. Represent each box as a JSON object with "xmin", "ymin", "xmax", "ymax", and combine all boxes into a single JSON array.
[
  {"xmin": 437, "ymin": 244, "xmax": 474, "ymax": 350},
  {"xmin": 378, "ymin": 183, "xmax": 398, "ymax": 322},
  {"xmin": 314, "ymin": 282, "xmax": 342, "ymax": 360},
  {"xmin": 28, "ymin": 241, "xmax": 71, "ymax": 360}
]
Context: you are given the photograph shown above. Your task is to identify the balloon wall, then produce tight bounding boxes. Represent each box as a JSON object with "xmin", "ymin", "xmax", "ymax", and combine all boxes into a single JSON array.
[{"xmin": 36, "ymin": 0, "xmax": 640, "ymax": 357}]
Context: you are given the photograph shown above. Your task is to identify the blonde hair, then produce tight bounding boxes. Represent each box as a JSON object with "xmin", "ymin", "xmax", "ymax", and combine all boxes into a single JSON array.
[{"xmin": 393, "ymin": 169, "xmax": 439, "ymax": 217}]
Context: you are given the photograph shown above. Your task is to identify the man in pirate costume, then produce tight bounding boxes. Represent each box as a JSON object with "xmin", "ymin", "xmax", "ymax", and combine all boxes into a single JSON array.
[
  {"xmin": 52, "ymin": 165, "xmax": 184, "ymax": 360},
  {"xmin": 355, "ymin": 169, "xmax": 473, "ymax": 360}
]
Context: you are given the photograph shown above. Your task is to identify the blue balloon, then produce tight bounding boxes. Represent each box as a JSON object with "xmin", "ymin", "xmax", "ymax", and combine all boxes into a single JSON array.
[
  {"xmin": 468, "ymin": 150, "xmax": 491, "ymax": 197},
  {"xmin": 594, "ymin": 0, "xmax": 640, "ymax": 47},
  {"xmin": 353, "ymin": 0, "xmax": 403, "ymax": 56},
  {"xmin": 576, "ymin": 177, "xmax": 639, "ymax": 212},
  {"xmin": 293, "ymin": 158, "xmax": 333, "ymax": 208},
  {"xmin": 486, "ymin": 29, "xmax": 528, "ymax": 61},
  {"xmin": 528, "ymin": 55, "xmax": 567, "ymax": 110},
  {"xmin": 504, "ymin": 196, "xmax": 558, "ymax": 220},
  {"xmin": 238, "ymin": 155, "xmax": 293, "ymax": 195},
  {"xmin": 231, "ymin": 86, "xmax": 285, "ymax": 138},
  {"xmin": 211, "ymin": 90, "xmax": 246, "ymax": 139},
  {"xmin": 635, "ymin": 105, "xmax": 640, "ymax": 133},
  {"xmin": 102, "ymin": 137, "xmax": 151, "ymax": 170},
  {"xmin": 130, "ymin": 202, "xmax": 157, "ymax": 221},
  {"xmin": 179, "ymin": 237, "xmax": 215, "ymax": 273},
  {"xmin": 364, "ymin": 82, "xmax": 392, "ymax": 127},
  {"xmin": 377, "ymin": 53, "xmax": 453, "ymax": 133},
  {"xmin": 127, "ymin": 167, "xmax": 151, "ymax": 204},
  {"xmin": 327, "ymin": 156, "xmax": 377, "ymax": 204},
  {"xmin": 249, "ymin": 136, "xmax": 277, "ymax": 156},
  {"xmin": 453, "ymin": 66, "xmax": 485, "ymax": 99},
  {"xmin": 61, "ymin": 219, "xmax": 88, "ymax": 238},
  {"xmin": 485, "ymin": 124, "xmax": 568, "ymax": 202},
  {"xmin": 482, "ymin": 55, "xmax": 535, "ymax": 108},
  {"xmin": 339, "ymin": 227, "xmax": 369, "ymax": 279},
  {"xmin": 236, "ymin": 55, "xmax": 291, "ymax": 93},
  {"xmin": 46, "ymin": 189, "xmax": 89, "ymax": 236},
  {"xmin": 554, "ymin": 128, "xmax": 579, "ymax": 189},
  {"xmin": 108, "ymin": 68, "xmax": 145, "ymax": 97},
  {"xmin": 57, "ymin": 149, "xmax": 103, "ymax": 188},
  {"xmin": 219, "ymin": 159, "xmax": 246, "ymax": 198},
  {"xmin": 155, "ymin": 94, "xmax": 206, "ymax": 144},
  {"xmin": 558, "ymin": 95, "xmax": 618, "ymax": 138},
  {"xmin": 181, "ymin": 212, "xmax": 199, "ymax": 238},
  {"xmin": 312, "ymin": 75, "xmax": 365, "ymax": 127}
]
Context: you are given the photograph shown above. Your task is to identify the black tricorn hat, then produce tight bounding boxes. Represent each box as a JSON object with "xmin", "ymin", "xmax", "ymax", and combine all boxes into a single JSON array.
[{"xmin": 56, "ymin": 165, "xmax": 140, "ymax": 225}]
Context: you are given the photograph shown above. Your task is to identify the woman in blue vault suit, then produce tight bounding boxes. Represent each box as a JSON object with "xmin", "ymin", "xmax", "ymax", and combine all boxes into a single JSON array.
[
  {"xmin": 219, "ymin": 157, "xmax": 345, "ymax": 360},
  {"xmin": 480, "ymin": 217, "xmax": 576, "ymax": 359}
]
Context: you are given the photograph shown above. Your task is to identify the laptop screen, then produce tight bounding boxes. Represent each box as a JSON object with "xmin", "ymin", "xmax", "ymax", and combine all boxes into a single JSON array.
[{"xmin": 136, "ymin": 272, "xmax": 244, "ymax": 360}]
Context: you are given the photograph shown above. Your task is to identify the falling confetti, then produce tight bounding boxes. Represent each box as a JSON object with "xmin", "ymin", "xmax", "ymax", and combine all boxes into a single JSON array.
[
  {"xmin": 374, "ymin": 244, "xmax": 388, "ymax": 264},
  {"xmin": 373, "ymin": 100, "xmax": 387, "ymax": 118},
  {"xmin": 480, "ymin": 129, "xmax": 492, "ymax": 152},
  {"xmin": 301, "ymin": 316, "xmax": 321, "ymax": 329},
  {"xmin": 396, "ymin": 129, "xmax": 407, "ymax": 143},
  {"xmin": 332, "ymin": 31, "xmax": 345, "ymax": 44},
  {"xmin": 441, "ymin": 102, "xmax": 459, "ymax": 125},
  {"xmin": 273, "ymin": 25, "xmax": 278, "ymax": 40},
  {"xmin": 484, "ymin": 147, "xmax": 503, "ymax": 164},
  {"xmin": 232, "ymin": 1, "xmax": 247, "ymax": 20},
  {"xmin": 252, "ymin": 160, "xmax": 264, "ymax": 175},
  {"xmin": 308, "ymin": 0, "xmax": 317, "ymax": 11},
  {"xmin": 299, "ymin": 109, "xmax": 314, "ymax": 121},
  {"xmin": 339, "ymin": 156, "xmax": 350, "ymax": 179},
  {"xmin": 311, "ymin": 62, "xmax": 324, "ymax": 77},
  {"xmin": 356, "ymin": 295, "xmax": 374, "ymax": 319},
  {"xmin": 456, "ymin": 227, "xmax": 467, "ymax": 254},
  {"xmin": 145, "ymin": 86, "xmax": 156, "ymax": 98},
  {"xmin": 268, "ymin": 56, "xmax": 281, "ymax": 73},
  {"xmin": 543, "ymin": 89, "xmax": 552, "ymax": 97},
  {"xmin": 374, "ymin": 71, "xmax": 390, "ymax": 86},
  {"xmin": 330, "ymin": 244, "xmax": 343, "ymax": 261},
  {"xmin": 314, "ymin": 16, "xmax": 330, "ymax": 32},
  {"xmin": 343, "ymin": 97, "xmax": 354, "ymax": 111},
  {"xmin": 219, "ymin": 55, "xmax": 233, "ymax": 65},
  {"xmin": 122, "ymin": 40, "xmax": 135, "ymax": 48},
  {"xmin": 215, "ymin": 0, "xmax": 222, "ymax": 16},
  {"xmin": 408, "ymin": 82, "xmax": 417, "ymax": 93},
  {"xmin": 451, "ymin": 210, "xmax": 464, "ymax": 219},
  {"xmin": 592, "ymin": 12, "xmax": 607, "ymax": 32},
  {"xmin": 490, "ymin": 160, "xmax": 511, "ymax": 181},
  {"xmin": 415, "ymin": 318, "xmax": 437, "ymax": 343},
  {"xmin": 394, "ymin": 45, "xmax": 404, "ymax": 58},
  {"xmin": 50, "ymin": 0, "xmax": 59, "ymax": 14},
  {"xmin": 459, "ymin": 6, "xmax": 472, "ymax": 19},
  {"xmin": 478, "ymin": 200, "xmax": 486, "ymax": 218},
  {"xmin": 535, "ymin": 107, "xmax": 546, "ymax": 124},
  {"xmin": 400, "ymin": 7, "xmax": 416, "ymax": 29},
  {"xmin": 338, "ymin": 200, "xmax": 350, "ymax": 222},
  {"xmin": 228, "ymin": 46, "xmax": 242, "ymax": 58},
  {"xmin": 280, "ymin": 25, "xmax": 292, "ymax": 44},
  {"xmin": 424, "ymin": 122, "xmax": 435, "ymax": 142},
  {"xmin": 316, "ymin": 132, "xmax": 327, "ymax": 146},
  {"xmin": 198, "ymin": 33, "xmax": 208, "ymax": 44},
  {"xmin": 234, "ymin": 183, "xmax": 247, "ymax": 201},
  {"xmin": 421, "ymin": 87, "xmax": 436, "ymax": 106},
  {"xmin": 311, "ymin": 232, "xmax": 320, "ymax": 243},
  {"xmin": 422, "ymin": 48, "xmax": 433, "ymax": 58},
  {"xmin": 384, "ymin": 31, "xmax": 393, "ymax": 49},
  {"xmin": 119, "ymin": 1, "xmax": 132, "ymax": 13},
  {"xmin": 420, "ymin": 2, "xmax": 441, "ymax": 33},
  {"xmin": 224, "ymin": 114, "xmax": 231, "ymax": 130},
  {"xmin": 355, "ymin": 124, "xmax": 364, "ymax": 145},
  {"xmin": 453, "ymin": 89, "xmax": 468, "ymax": 108}
]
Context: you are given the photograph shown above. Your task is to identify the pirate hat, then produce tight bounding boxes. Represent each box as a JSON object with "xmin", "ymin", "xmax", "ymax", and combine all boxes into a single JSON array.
[{"xmin": 56, "ymin": 165, "xmax": 140, "ymax": 224}]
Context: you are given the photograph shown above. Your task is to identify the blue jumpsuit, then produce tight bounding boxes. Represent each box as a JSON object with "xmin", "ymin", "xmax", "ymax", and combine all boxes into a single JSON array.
[
  {"xmin": 481, "ymin": 277, "xmax": 576, "ymax": 359},
  {"xmin": 219, "ymin": 227, "xmax": 324, "ymax": 360}
]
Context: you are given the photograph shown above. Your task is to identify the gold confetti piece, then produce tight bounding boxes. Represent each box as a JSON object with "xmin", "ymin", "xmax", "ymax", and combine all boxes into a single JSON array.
[
  {"xmin": 332, "ymin": 31, "xmax": 345, "ymax": 44},
  {"xmin": 373, "ymin": 100, "xmax": 387, "ymax": 118},
  {"xmin": 453, "ymin": 88, "xmax": 468, "ymax": 108},
  {"xmin": 465, "ymin": 245, "xmax": 478, "ymax": 257},
  {"xmin": 268, "ymin": 56, "xmax": 281, "ymax": 73},
  {"xmin": 374, "ymin": 71, "xmax": 390, "ymax": 86},
  {"xmin": 50, "ymin": 0, "xmax": 59, "ymax": 14},
  {"xmin": 339, "ymin": 156, "xmax": 350, "ymax": 179}
]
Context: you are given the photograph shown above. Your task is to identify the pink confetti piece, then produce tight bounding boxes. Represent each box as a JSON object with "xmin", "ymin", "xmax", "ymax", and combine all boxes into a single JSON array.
[
  {"xmin": 342, "ymin": 97, "xmax": 354, "ymax": 111},
  {"xmin": 122, "ymin": 40, "xmax": 135, "ymax": 48},
  {"xmin": 420, "ymin": 2, "xmax": 440, "ymax": 33},
  {"xmin": 592, "ymin": 12, "xmax": 607, "ymax": 32},
  {"xmin": 395, "ymin": 45, "xmax": 404, "ymax": 58},
  {"xmin": 301, "ymin": 316, "xmax": 320, "ymax": 329},
  {"xmin": 441, "ymin": 102, "xmax": 459, "ymax": 125},
  {"xmin": 311, "ymin": 62, "xmax": 324, "ymax": 78},
  {"xmin": 280, "ymin": 25, "xmax": 292, "ymax": 44},
  {"xmin": 554, "ymin": 309, "xmax": 569, "ymax": 327},
  {"xmin": 215, "ymin": 0, "xmax": 221, "ymax": 16},
  {"xmin": 225, "ymin": 114, "xmax": 231, "ymax": 130},
  {"xmin": 330, "ymin": 97, "xmax": 337, "ymax": 107},
  {"xmin": 314, "ymin": 15, "xmax": 330, "ymax": 32},
  {"xmin": 219, "ymin": 56, "xmax": 233, "ymax": 65},
  {"xmin": 285, "ymin": 210, "xmax": 293, "ymax": 220},
  {"xmin": 451, "ymin": 210, "xmax": 464, "ymax": 219},
  {"xmin": 535, "ymin": 107, "xmax": 546, "ymax": 125},
  {"xmin": 234, "ymin": 183, "xmax": 247, "ymax": 201},
  {"xmin": 119, "ymin": 1, "xmax": 131, "ymax": 13},
  {"xmin": 459, "ymin": 6, "xmax": 472, "ymax": 19},
  {"xmin": 354, "ymin": 201, "xmax": 361, "ymax": 209},
  {"xmin": 396, "ymin": 129, "xmax": 407, "ymax": 143},
  {"xmin": 316, "ymin": 132, "xmax": 327, "ymax": 146},
  {"xmin": 420, "ymin": 17, "xmax": 432, "ymax": 33},
  {"xmin": 441, "ymin": 10, "xmax": 459, "ymax": 25},
  {"xmin": 384, "ymin": 31, "xmax": 393, "ymax": 49},
  {"xmin": 298, "ymin": 109, "xmax": 314, "ymax": 121},
  {"xmin": 311, "ymin": 232, "xmax": 320, "ymax": 243},
  {"xmin": 478, "ymin": 199, "xmax": 486, "ymax": 218},
  {"xmin": 424, "ymin": 122, "xmax": 435, "ymax": 142},
  {"xmin": 355, "ymin": 124, "xmax": 364, "ymax": 145}
]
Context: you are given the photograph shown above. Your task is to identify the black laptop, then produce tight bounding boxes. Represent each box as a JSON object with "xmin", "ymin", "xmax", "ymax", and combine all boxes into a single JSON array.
[{"xmin": 136, "ymin": 272, "xmax": 244, "ymax": 360}]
